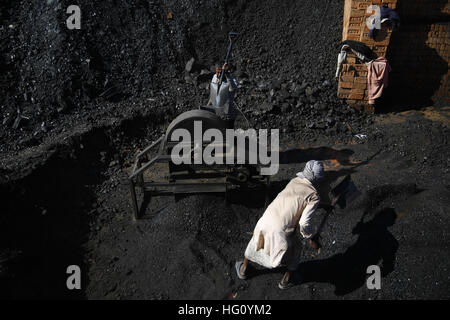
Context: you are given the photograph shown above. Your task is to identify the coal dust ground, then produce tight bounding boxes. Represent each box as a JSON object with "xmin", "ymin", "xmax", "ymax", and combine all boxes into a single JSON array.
[{"xmin": 1, "ymin": 0, "xmax": 449, "ymax": 299}]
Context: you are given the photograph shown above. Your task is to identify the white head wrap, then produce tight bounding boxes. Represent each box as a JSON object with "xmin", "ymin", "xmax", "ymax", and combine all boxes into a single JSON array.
[{"xmin": 296, "ymin": 160, "xmax": 324, "ymax": 183}]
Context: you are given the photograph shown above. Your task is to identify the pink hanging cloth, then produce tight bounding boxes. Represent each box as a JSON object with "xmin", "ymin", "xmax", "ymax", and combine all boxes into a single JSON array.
[{"xmin": 367, "ymin": 57, "xmax": 392, "ymax": 104}]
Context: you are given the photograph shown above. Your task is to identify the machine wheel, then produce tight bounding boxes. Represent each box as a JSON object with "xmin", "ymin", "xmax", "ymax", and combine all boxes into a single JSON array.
[{"xmin": 165, "ymin": 110, "xmax": 228, "ymax": 175}]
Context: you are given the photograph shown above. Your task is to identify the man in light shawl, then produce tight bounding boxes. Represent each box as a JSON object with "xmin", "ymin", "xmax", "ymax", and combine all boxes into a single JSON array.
[
  {"xmin": 235, "ymin": 160, "xmax": 325, "ymax": 289},
  {"xmin": 206, "ymin": 62, "xmax": 238, "ymax": 122}
]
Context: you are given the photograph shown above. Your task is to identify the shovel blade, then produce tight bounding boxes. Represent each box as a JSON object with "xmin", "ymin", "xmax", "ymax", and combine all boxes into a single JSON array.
[{"xmin": 330, "ymin": 175, "xmax": 361, "ymax": 209}]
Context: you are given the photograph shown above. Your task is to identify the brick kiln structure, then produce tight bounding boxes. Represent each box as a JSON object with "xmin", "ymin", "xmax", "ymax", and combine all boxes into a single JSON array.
[{"xmin": 338, "ymin": 0, "xmax": 449, "ymax": 112}]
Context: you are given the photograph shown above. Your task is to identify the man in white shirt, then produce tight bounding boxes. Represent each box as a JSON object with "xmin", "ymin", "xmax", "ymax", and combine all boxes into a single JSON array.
[
  {"xmin": 235, "ymin": 160, "xmax": 325, "ymax": 289},
  {"xmin": 206, "ymin": 63, "xmax": 238, "ymax": 122}
]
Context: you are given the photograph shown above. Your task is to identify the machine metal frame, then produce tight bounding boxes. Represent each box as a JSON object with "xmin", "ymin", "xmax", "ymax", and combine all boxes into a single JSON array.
[{"xmin": 128, "ymin": 134, "xmax": 270, "ymax": 220}]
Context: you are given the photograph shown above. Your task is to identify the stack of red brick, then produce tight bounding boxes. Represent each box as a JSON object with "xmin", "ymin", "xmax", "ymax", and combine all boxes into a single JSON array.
[
  {"xmin": 338, "ymin": 0, "xmax": 450, "ymax": 111},
  {"xmin": 338, "ymin": 0, "xmax": 397, "ymax": 113},
  {"xmin": 429, "ymin": 23, "xmax": 450, "ymax": 104},
  {"xmin": 396, "ymin": 0, "xmax": 449, "ymax": 22},
  {"xmin": 388, "ymin": 23, "xmax": 449, "ymax": 106}
]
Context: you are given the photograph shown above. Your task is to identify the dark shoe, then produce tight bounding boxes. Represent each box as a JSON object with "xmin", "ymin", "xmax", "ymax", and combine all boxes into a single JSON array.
[{"xmin": 235, "ymin": 261, "xmax": 247, "ymax": 280}]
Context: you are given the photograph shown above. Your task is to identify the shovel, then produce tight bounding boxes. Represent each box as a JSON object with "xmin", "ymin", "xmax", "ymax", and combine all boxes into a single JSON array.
[{"xmin": 216, "ymin": 32, "xmax": 238, "ymax": 107}]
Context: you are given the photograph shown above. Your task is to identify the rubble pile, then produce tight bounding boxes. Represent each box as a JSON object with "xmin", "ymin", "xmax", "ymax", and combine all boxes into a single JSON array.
[{"xmin": 1, "ymin": 0, "xmax": 372, "ymax": 156}]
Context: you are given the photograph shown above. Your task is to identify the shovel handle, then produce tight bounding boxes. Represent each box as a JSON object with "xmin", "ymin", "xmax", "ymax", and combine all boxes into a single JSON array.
[
  {"xmin": 217, "ymin": 32, "xmax": 238, "ymax": 93},
  {"xmin": 311, "ymin": 197, "xmax": 339, "ymax": 247}
]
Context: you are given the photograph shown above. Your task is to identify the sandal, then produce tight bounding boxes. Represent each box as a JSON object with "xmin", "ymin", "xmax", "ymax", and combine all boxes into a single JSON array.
[
  {"xmin": 278, "ymin": 272, "xmax": 303, "ymax": 290},
  {"xmin": 278, "ymin": 280, "xmax": 295, "ymax": 290},
  {"xmin": 235, "ymin": 261, "xmax": 247, "ymax": 280}
]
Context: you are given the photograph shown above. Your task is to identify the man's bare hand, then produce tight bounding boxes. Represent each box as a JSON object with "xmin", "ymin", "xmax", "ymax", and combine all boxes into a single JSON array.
[{"xmin": 309, "ymin": 238, "xmax": 321, "ymax": 250}]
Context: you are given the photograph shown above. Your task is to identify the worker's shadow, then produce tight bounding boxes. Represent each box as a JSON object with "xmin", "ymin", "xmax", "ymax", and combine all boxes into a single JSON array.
[{"xmin": 297, "ymin": 208, "xmax": 399, "ymax": 296}]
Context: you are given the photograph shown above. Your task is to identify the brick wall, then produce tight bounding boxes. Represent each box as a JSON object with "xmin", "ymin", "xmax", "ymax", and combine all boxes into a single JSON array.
[
  {"xmin": 396, "ymin": 0, "xmax": 449, "ymax": 22},
  {"xmin": 387, "ymin": 22, "xmax": 449, "ymax": 107},
  {"xmin": 338, "ymin": 0, "xmax": 397, "ymax": 113},
  {"xmin": 338, "ymin": 0, "xmax": 450, "ymax": 112}
]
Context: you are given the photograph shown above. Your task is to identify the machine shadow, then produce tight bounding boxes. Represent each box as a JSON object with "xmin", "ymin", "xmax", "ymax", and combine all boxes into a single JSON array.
[
  {"xmin": 227, "ymin": 146, "xmax": 359, "ymax": 208},
  {"xmin": 279, "ymin": 147, "xmax": 355, "ymax": 166},
  {"xmin": 296, "ymin": 208, "xmax": 399, "ymax": 296}
]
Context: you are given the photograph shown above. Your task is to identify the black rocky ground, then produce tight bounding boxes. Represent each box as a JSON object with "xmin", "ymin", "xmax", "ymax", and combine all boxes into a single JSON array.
[
  {"xmin": 0, "ymin": 0, "xmax": 370, "ymax": 157},
  {"xmin": 0, "ymin": 0, "xmax": 449, "ymax": 299}
]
